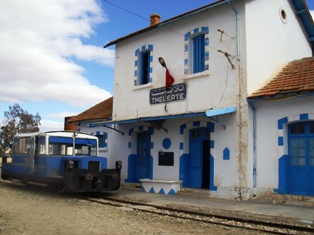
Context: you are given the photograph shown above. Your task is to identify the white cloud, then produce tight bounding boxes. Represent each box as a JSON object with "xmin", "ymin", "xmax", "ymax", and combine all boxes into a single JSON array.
[
  {"xmin": 49, "ymin": 112, "xmax": 78, "ymax": 119},
  {"xmin": 40, "ymin": 120, "xmax": 65, "ymax": 132},
  {"xmin": 0, "ymin": 0, "xmax": 113, "ymax": 108},
  {"xmin": 311, "ymin": 10, "xmax": 314, "ymax": 19}
]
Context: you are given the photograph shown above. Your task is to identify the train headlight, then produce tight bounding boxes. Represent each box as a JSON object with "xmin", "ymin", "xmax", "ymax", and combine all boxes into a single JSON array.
[{"xmin": 68, "ymin": 160, "xmax": 74, "ymax": 168}]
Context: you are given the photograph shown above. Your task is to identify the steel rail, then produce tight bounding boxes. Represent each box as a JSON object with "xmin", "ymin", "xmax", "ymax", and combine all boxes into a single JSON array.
[{"xmin": 80, "ymin": 195, "xmax": 313, "ymax": 235}]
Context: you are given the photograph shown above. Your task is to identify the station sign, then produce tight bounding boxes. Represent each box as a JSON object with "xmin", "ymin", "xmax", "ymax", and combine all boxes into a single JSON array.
[{"xmin": 150, "ymin": 83, "xmax": 186, "ymax": 104}]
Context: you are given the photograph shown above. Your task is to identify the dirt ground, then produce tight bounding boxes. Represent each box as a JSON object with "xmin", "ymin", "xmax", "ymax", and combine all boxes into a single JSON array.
[{"xmin": 0, "ymin": 179, "xmax": 269, "ymax": 235}]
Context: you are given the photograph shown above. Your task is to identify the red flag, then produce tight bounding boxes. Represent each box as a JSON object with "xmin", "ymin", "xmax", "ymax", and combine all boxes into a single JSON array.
[{"xmin": 165, "ymin": 68, "xmax": 174, "ymax": 90}]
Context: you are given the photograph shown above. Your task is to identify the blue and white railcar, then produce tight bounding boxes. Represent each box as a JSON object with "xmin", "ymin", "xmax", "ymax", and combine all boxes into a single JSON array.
[{"xmin": 1, "ymin": 131, "xmax": 122, "ymax": 192}]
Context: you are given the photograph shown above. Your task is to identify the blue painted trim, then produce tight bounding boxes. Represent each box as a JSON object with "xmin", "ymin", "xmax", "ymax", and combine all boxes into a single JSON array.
[
  {"xmin": 162, "ymin": 138, "xmax": 171, "ymax": 149},
  {"xmin": 223, "ymin": 148, "xmax": 230, "ymax": 160},
  {"xmin": 210, "ymin": 140, "xmax": 214, "ymax": 148},
  {"xmin": 278, "ymin": 117, "xmax": 288, "ymax": 129},
  {"xmin": 179, "ymin": 154, "xmax": 189, "ymax": 187},
  {"xmin": 278, "ymin": 154, "xmax": 289, "ymax": 194},
  {"xmin": 193, "ymin": 121, "xmax": 200, "ymax": 127},
  {"xmin": 278, "ymin": 136, "xmax": 284, "ymax": 146},
  {"xmin": 128, "ymin": 142, "xmax": 131, "ymax": 149},
  {"xmin": 201, "ymin": 26, "xmax": 209, "ymax": 33},
  {"xmin": 159, "ymin": 188, "xmax": 165, "ymax": 194},
  {"xmin": 184, "ymin": 32, "xmax": 191, "ymax": 41},
  {"xmin": 126, "ymin": 154, "xmax": 137, "ymax": 183},
  {"xmin": 180, "ymin": 142, "xmax": 184, "ymax": 150},
  {"xmin": 300, "ymin": 113, "xmax": 308, "ymax": 120},
  {"xmin": 168, "ymin": 189, "xmax": 176, "ymax": 195},
  {"xmin": 149, "ymin": 187, "xmax": 155, "ymax": 193},
  {"xmin": 205, "ymin": 106, "xmax": 237, "ymax": 117},
  {"xmin": 180, "ymin": 124, "xmax": 187, "ymax": 135},
  {"xmin": 135, "ymin": 49, "xmax": 139, "ymax": 56},
  {"xmin": 291, "ymin": 0, "xmax": 314, "ymax": 50}
]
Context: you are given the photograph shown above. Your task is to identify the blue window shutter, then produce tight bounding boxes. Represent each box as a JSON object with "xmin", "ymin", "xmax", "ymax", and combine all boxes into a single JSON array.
[{"xmin": 193, "ymin": 34, "xmax": 205, "ymax": 73}]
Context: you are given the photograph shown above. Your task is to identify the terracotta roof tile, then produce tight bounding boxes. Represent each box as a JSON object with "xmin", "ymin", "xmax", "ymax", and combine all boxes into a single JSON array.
[
  {"xmin": 248, "ymin": 57, "xmax": 314, "ymax": 99},
  {"xmin": 67, "ymin": 97, "xmax": 113, "ymax": 123}
]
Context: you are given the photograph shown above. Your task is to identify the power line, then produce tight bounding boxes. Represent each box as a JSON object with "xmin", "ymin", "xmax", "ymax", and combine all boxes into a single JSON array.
[
  {"xmin": 103, "ymin": 0, "xmax": 184, "ymax": 37},
  {"xmin": 103, "ymin": 0, "xmax": 149, "ymax": 22}
]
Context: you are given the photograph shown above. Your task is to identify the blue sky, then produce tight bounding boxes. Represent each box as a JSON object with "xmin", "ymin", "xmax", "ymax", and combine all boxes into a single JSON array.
[{"xmin": 0, "ymin": 0, "xmax": 313, "ymax": 132}]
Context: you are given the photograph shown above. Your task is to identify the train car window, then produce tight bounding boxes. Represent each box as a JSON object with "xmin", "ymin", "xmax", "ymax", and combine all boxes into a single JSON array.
[
  {"xmin": 75, "ymin": 138, "xmax": 97, "ymax": 156},
  {"xmin": 38, "ymin": 136, "xmax": 46, "ymax": 154},
  {"xmin": 13, "ymin": 137, "xmax": 19, "ymax": 154},
  {"xmin": 17, "ymin": 137, "xmax": 34, "ymax": 155},
  {"xmin": 48, "ymin": 137, "xmax": 73, "ymax": 156}
]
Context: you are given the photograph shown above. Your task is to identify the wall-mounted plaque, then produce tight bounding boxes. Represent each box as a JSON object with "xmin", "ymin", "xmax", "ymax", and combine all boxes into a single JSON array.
[
  {"xmin": 158, "ymin": 152, "xmax": 174, "ymax": 166},
  {"xmin": 150, "ymin": 83, "xmax": 186, "ymax": 105}
]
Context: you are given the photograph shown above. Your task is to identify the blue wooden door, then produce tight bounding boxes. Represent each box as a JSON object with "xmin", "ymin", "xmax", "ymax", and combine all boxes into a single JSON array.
[
  {"xmin": 288, "ymin": 122, "xmax": 314, "ymax": 196},
  {"xmin": 136, "ymin": 131, "xmax": 151, "ymax": 181},
  {"xmin": 189, "ymin": 128, "xmax": 210, "ymax": 188},
  {"xmin": 189, "ymin": 141, "xmax": 202, "ymax": 188}
]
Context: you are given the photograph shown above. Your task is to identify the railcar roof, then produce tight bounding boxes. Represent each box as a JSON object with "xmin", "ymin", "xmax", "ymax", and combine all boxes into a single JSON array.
[{"xmin": 14, "ymin": 131, "xmax": 97, "ymax": 139}]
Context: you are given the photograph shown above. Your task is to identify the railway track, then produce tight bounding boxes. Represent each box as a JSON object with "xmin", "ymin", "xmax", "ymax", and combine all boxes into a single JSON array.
[{"xmin": 80, "ymin": 195, "xmax": 314, "ymax": 235}]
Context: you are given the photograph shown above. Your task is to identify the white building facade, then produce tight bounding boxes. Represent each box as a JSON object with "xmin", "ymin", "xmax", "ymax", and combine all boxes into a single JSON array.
[{"xmin": 73, "ymin": 0, "xmax": 314, "ymax": 199}]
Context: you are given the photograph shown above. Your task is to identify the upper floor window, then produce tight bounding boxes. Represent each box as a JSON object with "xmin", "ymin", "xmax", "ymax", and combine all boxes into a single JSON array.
[
  {"xmin": 134, "ymin": 45, "xmax": 153, "ymax": 86},
  {"xmin": 184, "ymin": 27, "xmax": 209, "ymax": 75},
  {"xmin": 193, "ymin": 34, "xmax": 205, "ymax": 73}
]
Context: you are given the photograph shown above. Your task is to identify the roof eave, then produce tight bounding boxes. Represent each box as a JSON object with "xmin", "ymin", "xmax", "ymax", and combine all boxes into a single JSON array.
[{"xmin": 248, "ymin": 90, "xmax": 314, "ymax": 100}]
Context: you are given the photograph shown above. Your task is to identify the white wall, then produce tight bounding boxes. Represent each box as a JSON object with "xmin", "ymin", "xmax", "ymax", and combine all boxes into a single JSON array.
[
  {"xmin": 112, "ymin": 4, "xmax": 240, "ymax": 121},
  {"xmin": 245, "ymin": 0, "xmax": 312, "ymax": 95},
  {"xmin": 254, "ymin": 96, "xmax": 314, "ymax": 189}
]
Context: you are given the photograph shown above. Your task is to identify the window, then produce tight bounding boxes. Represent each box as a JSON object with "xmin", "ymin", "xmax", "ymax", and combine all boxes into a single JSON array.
[
  {"xmin": 134, "ymin": 45, "xmax": 153, "ymax": 86},
  {"xmin": 139, "ymin": 51, "xmax": 150, "ymax": 85},
  {"xmin": 48, "ymin": 137, "xmax": 73, "ymax": 156},
  {"xmin": 184, "ymin": 27, "xmax": 209, "ymax": 75},
  {"xmin": 193, "ymin": 34, "xmax": 205, "ymax": 73},
  {"xmin": 14, "ymin": 137, "xmax": 34, "ymax": 155},
  {"xmin": 289, "ymin": 121, "xmax": 314, "ymax": 166},
  {"xmin": 38, "ymin": 136, "xmax": 46, "ymax": 154},
  {"xmin": 96, "ymin": 132, "xmax": 107, "ymax": 149}
]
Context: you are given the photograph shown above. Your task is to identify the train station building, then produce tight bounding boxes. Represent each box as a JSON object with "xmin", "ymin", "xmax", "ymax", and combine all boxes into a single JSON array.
[{"xmin": 68, "ymin": 0, "xmax": 314, "ymax": 199}]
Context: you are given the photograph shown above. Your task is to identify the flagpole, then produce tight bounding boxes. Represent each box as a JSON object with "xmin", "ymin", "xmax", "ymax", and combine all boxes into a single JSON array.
[
  {"xmin": 158, "ymin": 57, "xmax": 174, "ymax": 113},
  {"xmin": 164, "ymin": 88, "xmax": 168, "ymax": 112}
]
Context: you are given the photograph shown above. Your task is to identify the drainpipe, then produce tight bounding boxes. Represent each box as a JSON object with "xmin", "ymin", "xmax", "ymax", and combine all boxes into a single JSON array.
[
  {"xmin": 228, "ymin": 0, "xmax": 240, "ymax": 60},
  {"xmin": 247, "ymin": 99, "xmax": 257, "ymax": 191}
]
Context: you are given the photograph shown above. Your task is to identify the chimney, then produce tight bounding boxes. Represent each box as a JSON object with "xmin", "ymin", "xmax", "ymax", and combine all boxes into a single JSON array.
[{"xmin": 150, "ymin": 13, "xmax": 161, "ymax": 26}]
